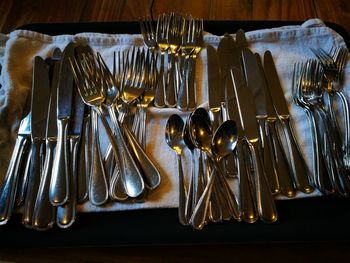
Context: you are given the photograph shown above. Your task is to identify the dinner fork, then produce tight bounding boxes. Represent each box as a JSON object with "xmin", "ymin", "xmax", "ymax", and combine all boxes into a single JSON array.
[
  {"xmin": 292, "ymin": 61, "xmax": 333, "ymax": 194},
  {"xmin": 311, "ymin": 47, "xmax": 350, "ymax": 169},
  {"xmin": 140, "ymin": 18, "xmax": 157, "ymax": 52},
  {"xmin": 299, "ymin": 59, "xmax": 350, "ymax": 196},
  {"xmin": 70, "ymin": 51, "xmax": 145, "ymax": 200},
  {"xmin": 154, "ymin": 13, "xmax": 170, "ymax": 108}
]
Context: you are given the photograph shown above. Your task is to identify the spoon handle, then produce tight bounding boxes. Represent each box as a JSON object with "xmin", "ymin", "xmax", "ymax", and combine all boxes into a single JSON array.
[
  {"xmin": 247, "ymin": 139, "xmax": 277, "ymax": 223},
  {"xmin": 177, "ymin": 154, "xmax": 188, "ymax": 226}
]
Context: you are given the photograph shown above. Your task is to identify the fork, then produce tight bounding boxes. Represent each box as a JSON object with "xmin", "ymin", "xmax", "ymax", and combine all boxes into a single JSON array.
[
  {"xmin": 298, "ymin": 59, "xmax": 350, "ymax": 196},
  {"xmin": 292, "ymin": 61, "xmax": 332, "ymax": 194},
  {"xmin": 154, "ymin": 13, "xmax": 170, "ymax": 108},
  {"xmin": 311, "ymin": 47, "xmax": 350, "ymax": 169},
  {"xmin": 70, "ymin": 51, "xmax": 145, "ymax": 200},
  {"xmin": 140, "ymin": 18, "xmax": 157, "ymax": 52}
]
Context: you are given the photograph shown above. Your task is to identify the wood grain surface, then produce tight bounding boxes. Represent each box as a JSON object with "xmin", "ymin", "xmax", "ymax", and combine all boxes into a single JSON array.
[
  {"xmin": 0, "ymin": 0, "xmax": 349, "ymax": 34},
  {"xmin": 0, "ymin": 0, "xmax": 349, "ymax": 262}
]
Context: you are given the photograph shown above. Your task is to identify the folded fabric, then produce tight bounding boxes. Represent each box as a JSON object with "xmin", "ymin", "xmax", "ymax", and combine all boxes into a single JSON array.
[{"xmin": 0, "ymin": 19, "xmax": 348, "ymax": 212}]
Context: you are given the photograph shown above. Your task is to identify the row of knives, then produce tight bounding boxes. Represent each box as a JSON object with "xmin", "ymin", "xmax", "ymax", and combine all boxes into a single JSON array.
[
  {"xmin": 206, "ymin": 30, "xmax": 315, "ymax": 215},
  {"xmin": 0, "ymin": 43, "xmax": 91, "ymax": 229}
]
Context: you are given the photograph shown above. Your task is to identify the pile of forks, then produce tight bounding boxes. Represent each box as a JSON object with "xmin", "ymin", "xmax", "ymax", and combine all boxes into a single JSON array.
[
  {"xmin": 140, "ymin": 13, "xmax": 203, "ymax": 111},
  {"xmin": 292, "ymin": 46, "xmax": 350, "ymax": 196}
]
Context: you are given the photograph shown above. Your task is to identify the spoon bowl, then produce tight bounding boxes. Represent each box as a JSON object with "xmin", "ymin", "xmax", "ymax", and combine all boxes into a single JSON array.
[
  {"xmin": 165, "ymin": 114, "xmax": 186, "ymax": 154},
  {"xmin": 212, "ymin": 120, "xmax": 238, "ymax": 161}
]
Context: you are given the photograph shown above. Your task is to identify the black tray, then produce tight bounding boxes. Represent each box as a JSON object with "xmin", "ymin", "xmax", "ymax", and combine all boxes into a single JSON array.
[{"xmin": 1, "ymin": 21, "xmax": 349, "ymax": 248}]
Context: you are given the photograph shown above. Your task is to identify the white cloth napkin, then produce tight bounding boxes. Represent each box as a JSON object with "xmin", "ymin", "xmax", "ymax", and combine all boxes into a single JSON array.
[{"xmin": 0, "ymin": 19, "xmax": 349, "ymax": 212}]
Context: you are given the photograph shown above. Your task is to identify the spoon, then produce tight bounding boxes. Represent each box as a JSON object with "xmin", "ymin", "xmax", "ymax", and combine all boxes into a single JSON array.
[
  {"xmin": 189, "ymin": 116, "xmax": 240, "ymax": 229},
  {"xmin": 189, "ymin": 109, "xmax": 227, "ymax": 222},
  {"xmin": 165, "ymin": 114, "xmax": 188, "ymax": 225}
]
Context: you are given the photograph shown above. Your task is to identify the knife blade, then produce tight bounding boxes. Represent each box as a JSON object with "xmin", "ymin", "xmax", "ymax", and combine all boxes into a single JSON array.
[
  {"xmin": 241, "ymin": 48, "xmax": 280, "ymax": 195},
  {"xmin": 50, "ymin": 42, "xmax": 77, "ymax": 206},
  {"xmin": 255, "ymin": 53, "xmax": 296, "ymax": 197},
  {"xmin": 32, "ymin": 48, "xmax": 62, "ymax": 230},
  {"xmin": 230, "ymin": 66, "xmax": 277, "ymax": 223},
  {"xmin": 207, "ymin": 45, "xmax": 224, "ymax": 131},
  {"xmin": 0, "ymin": 113, "xmax": 31, "ymax": 224},
  {"xmin": 218, "ymin": 34, "xmax": 257, "ymax": 222},
  {"xmin": 263, "ymin": 50, "xmax": 313, "ymax": 193},
  {"xmin": 22, "ymin": 56, "xmax": 51, "ymax": 227}
]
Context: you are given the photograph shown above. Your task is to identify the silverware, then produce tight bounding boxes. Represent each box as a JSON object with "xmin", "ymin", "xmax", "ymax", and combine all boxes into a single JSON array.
[
  {"xmin": 22, "ymin": 56, "xmax": 51, "ymax": 227},
  {"xmin": 32, "ymin": 48, "xmax": 61, "ymax": 230},
  {"xmin": 255, "ymin": 54, "xmax": 296, "ymax": 197},
  {"xmin": 165, "ymin": 114, "xmax": 188, "ymax": 225},
  {"xmin": 50, "ymin": 42, "xmax": 77, "ymax": 206},
  {"xmin": 264, "ymin": 50, "xmax": 314, "ymax": 194},
  {"xmin": 241, "ymin": 48, "xmax": 280, "ymax": 194},
  {"xmin": 230, "ymin": 66, "xmax": 277, "ymax": 223},
  {"xmin": 0, "ymin": 113, "xmax": 31, "ymax": 224},
  {"xmin": 57, "ymin": 72, "xmax": 86, "ymax": 228},
  {"xmin": 207, "ymin": 45, "xmax": 224, "ymax": 131}
]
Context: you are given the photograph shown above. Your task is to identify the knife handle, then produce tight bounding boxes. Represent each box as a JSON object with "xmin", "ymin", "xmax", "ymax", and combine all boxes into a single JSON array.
[
  {"xmin": 257, "ymin": 118, "xmax": 279, "ymax": 194},
  {"xmin": 22, "ymin": 138, "xmax": 44, "ymax": 228},
  {"xmin": 247, "ymin": 139, "xmax": 277, "ymax": 223},
  {"xmin": 50, "ymin": 117, "xmax": 70, "ymax": 206},
  {"xmin": 209, "ymin": 110, "xmax": 222, "ymax": 132},
  {"xmin": 279, "ymin": 117, "xmax": 314, "ymax": 193},
  {"xmin": 77, "ymin": 115, "xmax": 90, "ymax": 203},
  {"xmin": 154, "ymin": 52, "xmax": 166, "ymax": 108},
  {"xmin": 32, "ymin": 138, "xmax": 56, "ymax": 230},
  {"xmin": 266, "ymin": 119, "xmax": 296, "ymax": 197},
  {"xmin": 122, "ymin": 123, "xmax": 161, "ymax": 190},
  {"xmin": 236, "ymin": 139, "xmax": 258, "ymax": 223},
  {"xmin": 16, "ymin": 146, "xmax": 32, "ymax": 207},
  {"xmin": 0, "ymin": 135, "xmax": 30, "ymax": 224},
  {"xmin": 56, "ymin": 135, "xmax": 79, "ymax": 228},
  {"xmin": 89, "ymin": 110, "xmax": 109, "ymax": 205}
]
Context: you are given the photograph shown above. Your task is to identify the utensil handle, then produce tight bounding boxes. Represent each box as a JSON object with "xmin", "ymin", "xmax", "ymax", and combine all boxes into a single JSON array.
[
  {"xmin": 176, "ymin": 58, "xmax": 188, "ymax": 111},
  {"xmin": 154, "ymin": 52, "xmax": 166, "ymax": 107},
  {"xmin": 165, "ymin": 53, "xmax": 177, "ymax": 107},
  {"xmin": 94, "ymin": 107, "xmax": 145, "ymax": 198},
  {"xmin": 122, "ymin": 124, "xmax": 161, "ymax": 190},
  {"xmin": 56, "ymin": 135, "xmax": 79, "ymax": 228},
  {"xmin": 50, "ymin": 118, "xmax": 70, "ymax": 205},
  {"xmin": 306, "ymin": 109, "xmax": 333, "ymax": 194},
  {"xmin": 16, "ymin": 146, "xmax": 32, "ymax": 207},
  {"xmin": 22, "ymin": 138, "xmax": 43, "ymax": 227},
  {"xmin": 177, "ymin": 154, "xmax": 188, "ymax": 225},
  {"xmin": 0, "ymin": 135, "xmax": 29, "ymax": 224},
  {"xmin": 280, "ymin": 117, "xmax": 313, "ymax": 193},
  {"xmin": 32, "ymin": 138, "xmax": 56, "ymax": 230},
  {"xmin": 335, "ymin": 91, "xmax": 350, "ymax": 167},
  {"xmin": 266, "ymin": 119, "xmax": 296, "ymax": 197},
  {"xmin": 236, "ymin": 139, "xmax": 258, "ymax": 223},
  {"xmin": 257, "ymin": 118, "xmax": 279, "ymax": 194},
  {"xmin": 190, "ymin": 167, "xmax": 216, "ymax": 230},
  {"xmin": 248, "ymin": 139, "xmax": 277, "ymax": 223},
  {"xmin": 187, "ymin": 57, "xmax": 196, "ymax": 110},
  {"xmin": 77, "ymin": 115, "xmax": 90, "ymax": 203},
  {"xmin": 89, "ymin": 110, "xmax": 108, "ymax": 205}
]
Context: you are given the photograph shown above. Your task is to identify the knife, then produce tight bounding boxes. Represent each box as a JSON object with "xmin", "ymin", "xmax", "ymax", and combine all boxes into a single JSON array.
[
  {"xmin": 50, "ymin": 42, "xmax": 77, "ymax": 206},
  {"xmin": 32, "ymin": 48, "xmax": 62, "ymax": 230},
  {"xmin": 22, "ymin": 56, "xmax": 51, "ymax": 227},
  {"xmin": 255, "ymin": 53, "xmax": 297, "ymax": 197},
  {"xmin": 241, "ymin": 48, "xmax": 280, "ymax": 195},
  {"xmin": 230, "ymin": 66, "xmax": 277, "ymax": 223},
  {"xmin": 207, "ymin": 45, "xmax": 224, "ymax": 131},
  {"xmin": 219, "ymin": 34, "xmax": 258, "ymax": 223},
  {"xmin": 0, "ymin": 112, "xmax": 31, "ymax": 224},
  {"xmin": 56, "ymin": 77, "xmax": 85, "ymax": 228},
  {"xmin": 263, "ymin": 50, "xmax": 314, "ymax": 193}
]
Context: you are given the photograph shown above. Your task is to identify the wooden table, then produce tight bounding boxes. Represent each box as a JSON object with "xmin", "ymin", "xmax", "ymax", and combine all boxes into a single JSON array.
[{"xmin": 0, "ymin": 0, "xmax": 349, "ymax": 262}]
